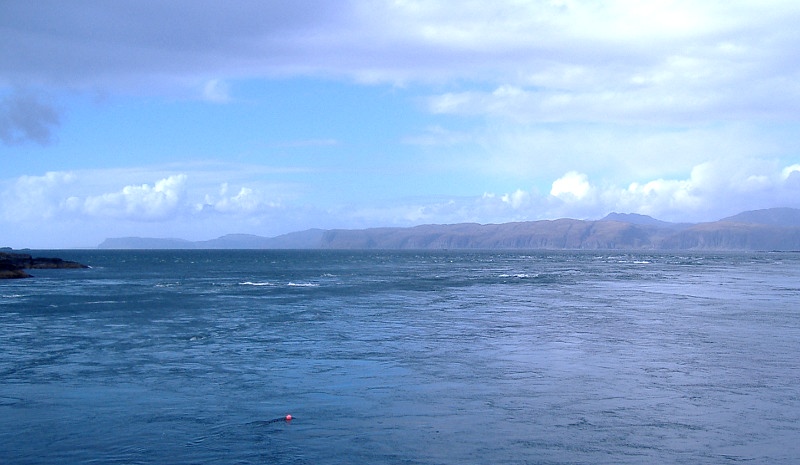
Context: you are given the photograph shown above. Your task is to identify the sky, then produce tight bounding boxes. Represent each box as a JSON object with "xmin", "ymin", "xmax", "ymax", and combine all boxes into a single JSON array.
[{"xmin": 3, "ymin": 0, "xmax": 800, "ymax": 248}]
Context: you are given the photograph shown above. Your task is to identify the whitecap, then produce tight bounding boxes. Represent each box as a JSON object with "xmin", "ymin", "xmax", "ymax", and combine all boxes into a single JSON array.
[
  {"xmin": 155, "ymin": 282, "xmax": 181, "ymax": 288},
  {"xmin": 498, "ymin": 273, "xmax": 537, "ymax": 279}
]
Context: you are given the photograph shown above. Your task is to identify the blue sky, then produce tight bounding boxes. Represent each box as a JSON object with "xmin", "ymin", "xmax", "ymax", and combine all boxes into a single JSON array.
[{"xmin": 3, "ymin": 1, "xmax": 800, "ymax": 248}]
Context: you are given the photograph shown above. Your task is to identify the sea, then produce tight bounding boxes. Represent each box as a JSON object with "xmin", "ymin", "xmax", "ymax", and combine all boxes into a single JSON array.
[{"xmin": 1, "ymin": 249, "xmax": 799, "ymax": 464}]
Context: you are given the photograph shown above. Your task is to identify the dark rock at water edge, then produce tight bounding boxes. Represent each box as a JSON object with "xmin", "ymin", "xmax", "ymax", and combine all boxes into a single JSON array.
[{"xmin": 0, "ymin": 251, "xmax": 89, "ymax": 279}]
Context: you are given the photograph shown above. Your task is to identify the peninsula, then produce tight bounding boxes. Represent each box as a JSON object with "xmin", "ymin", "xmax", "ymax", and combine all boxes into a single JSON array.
[{"xmin": 0, "ymin": 251, "xmax": 89, "ymax": 279}]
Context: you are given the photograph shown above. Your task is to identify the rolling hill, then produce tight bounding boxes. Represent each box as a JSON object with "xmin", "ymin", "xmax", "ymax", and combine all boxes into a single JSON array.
[{"xmin": 97, "ymin": 207, "xmax": 800, "ymax": 251}]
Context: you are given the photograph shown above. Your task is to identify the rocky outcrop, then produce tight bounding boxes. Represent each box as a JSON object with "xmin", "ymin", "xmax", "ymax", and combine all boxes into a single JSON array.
[
  {"xmin": 0, "ymin": 262, "xmax": 30, "ymax": 279},
  {"xmin": 0, "ymin": 252, "xmax": 88, "ymax": 279}
]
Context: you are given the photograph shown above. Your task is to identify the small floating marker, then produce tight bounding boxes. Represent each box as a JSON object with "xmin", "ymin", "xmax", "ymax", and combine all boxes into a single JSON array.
[{"xmin": 255, "ymin": 414, "xmax": 295, "ymax": 425}]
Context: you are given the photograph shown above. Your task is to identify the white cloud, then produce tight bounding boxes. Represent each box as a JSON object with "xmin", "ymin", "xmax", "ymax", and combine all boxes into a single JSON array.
[
  {"xmin": 550, "ymin": 171, "xmax": 592, "ymax": 201},
  {"xmin": 501, "ymin": 189, "xmax": 530, "ymax": 209},
  {"xmin": 200, "ymin": 182, "xmax": 279, "ymax": 214},
  {"xmin": 782, "ymin": 164, "xmax": 800, "ymax": 179},
  {"xmin": 470, "ymin": 160, "xmax": 800, "ymax": 223},
  {"xmin": 81, "ymin": 175, "xmax": 188, "ymax": 220},
  {"xmin": 0, "ymin": 171, "xmax": 76, "ymax": 220},
  {"xmin": 618, "ymin": 177, "xmax": 701, "ymax": 217},
  {"xmin": 0, "ymin": 166, "xmax": 295, "ymax": 226}
]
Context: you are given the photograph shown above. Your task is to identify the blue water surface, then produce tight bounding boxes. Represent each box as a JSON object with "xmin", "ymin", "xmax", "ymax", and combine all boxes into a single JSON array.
[{"xmin": 1, "ymin": 250, "xmax": 799, "ymax": 464}]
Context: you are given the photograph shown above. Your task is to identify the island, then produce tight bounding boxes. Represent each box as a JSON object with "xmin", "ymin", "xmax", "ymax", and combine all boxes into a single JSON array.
[{"xmin": 0, "ymin": 251, "xmax": 89, "ymax": 279}]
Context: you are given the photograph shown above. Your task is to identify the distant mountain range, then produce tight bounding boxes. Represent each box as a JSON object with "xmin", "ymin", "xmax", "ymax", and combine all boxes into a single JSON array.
[{"xmin": 98, "ymin": 207, "xmax": 800, "ymax": 251}]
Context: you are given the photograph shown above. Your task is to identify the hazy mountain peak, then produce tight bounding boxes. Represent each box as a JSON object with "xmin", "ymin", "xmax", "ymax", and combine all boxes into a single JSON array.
[
  {"xmin": 719, "ymin": 207, "xmax": 800, "ymax": 227},
  {"xmin": 601, "ymin": 212, "xmax": 670, "ymax": 226}
]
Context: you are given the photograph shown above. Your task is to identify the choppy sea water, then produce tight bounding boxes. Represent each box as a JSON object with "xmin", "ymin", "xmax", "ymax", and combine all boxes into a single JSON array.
[{"xmin": 1, "ymin": 250, "xmax": 799, "ymax": 464}]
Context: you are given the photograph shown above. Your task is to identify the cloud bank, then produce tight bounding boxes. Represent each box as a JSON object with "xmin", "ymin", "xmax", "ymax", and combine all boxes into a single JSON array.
[
  {"xmin": 2, "ymin": 159, "xmax": 799, "ymax": 247},
  {"xmin": 79, "ymin": 175, "xmax": 188, "ymax": 221},
  {"xmin": 3, "ymin": 1, "xmax": 799, "ymax": 114}
]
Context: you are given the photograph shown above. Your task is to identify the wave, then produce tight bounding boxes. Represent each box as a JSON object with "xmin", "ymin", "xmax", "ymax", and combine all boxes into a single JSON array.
[
  {"xmin": 239, "ymin": 281, "xmax": 319, "ymax": 288},
  {"xmin": 154, "ymin": 282, "xmax": 182, "ymax": 288},
  {"xmin": 498, "ymin": 273, "xmax": 539, "ymax": 279},
  {"xmin": 239, "ymin": 281, "xmax": 274, "ymax": 287}
]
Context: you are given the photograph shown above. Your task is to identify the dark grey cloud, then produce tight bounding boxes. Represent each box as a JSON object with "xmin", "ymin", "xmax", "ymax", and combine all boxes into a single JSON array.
[
  {"xmin": 0, "ymin": 91, "xmax": 61, "ymax": 146},
  {"xmin": 0, "ymin": 0, "xmax": 352, "ymax": 88},
  {"xmin": 0, "ymin": 1, "xmax": 711, "ymax": 90},
  {"xmin": 3, "ymin": 0, "xmax": 800, "ymax": 122}
]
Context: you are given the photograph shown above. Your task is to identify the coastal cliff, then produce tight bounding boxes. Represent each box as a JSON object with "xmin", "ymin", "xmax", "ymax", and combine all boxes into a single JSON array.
[{"xmin": 98, "ymin": 207, "xmax": 800, "ymax": 251}]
